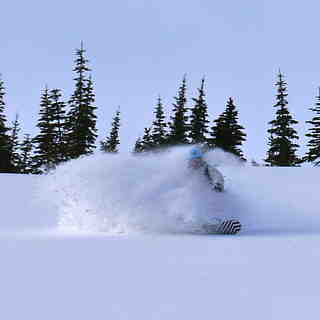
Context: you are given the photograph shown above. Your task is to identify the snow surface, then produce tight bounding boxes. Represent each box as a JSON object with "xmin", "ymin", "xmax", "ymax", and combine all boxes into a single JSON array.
[{"xmin": 1, "ymin": 147, "xmax": 320, "ymax": 319}]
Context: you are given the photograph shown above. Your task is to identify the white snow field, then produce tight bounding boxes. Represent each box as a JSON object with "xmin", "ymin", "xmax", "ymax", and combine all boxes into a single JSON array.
[{"xmin": 1, "ymin": 147, "xmax": 320, "ymax": 320}]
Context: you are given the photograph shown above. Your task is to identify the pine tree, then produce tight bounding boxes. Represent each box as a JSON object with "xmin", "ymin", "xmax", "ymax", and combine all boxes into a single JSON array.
[
  {"xmin": 19, "ymin": 134, "xmax": 34, "ymax": 174},
  {"xmin": 8, "ymin": 114, "xmax": 21, "ymax": 172},
  {"xmin": 0, "ymin": 76, "xmax": 12, "ymax": 172},
  {"xmin": 100, "ymin": 109, "xmax": 121, "ymax": 153},
  {"xmin": 305, "ymin": 88, "xmax": 320, "ymax": 165},
  {"xmin": 168, "ymin": 75, "xmax": 189, "ymax": 145},
  {"xmin": 49, "ymin": 88, "xmax": 67, "ymax": 163},
  {"xmin": 33, "ymin": 86, "xmax": 56, "ymax": 172},
  {"xmin": 189, "ymin": 78, "xmax": 210, "ymax": 144},
  {"xmin": 65, "ymin": 43, "xmax": 98, "ymax": 159},
  {"xmin": 265, "ymin": 71, "xmax": 300, "ymax": 166},
  {"xmin": 133, "ymin": 137, "xmax": 144, "ymax": 153},
  {"xmin": 209, "ymin": 97, "xmax": 246, "ymax": 159},
  {"xmin": 82, "ymin": 74, "xmax": 97, "ymax": 148},
  {"xmin": 141, "ymin": 127, "xmax": 154, "ymax": 151},
  {"xmin": 133, "ymin": 128, "xmax": 154, "ymax": 153},
  {"xmin": 151, "ymin": 96, "xmax": 168, "ymax": 148}
]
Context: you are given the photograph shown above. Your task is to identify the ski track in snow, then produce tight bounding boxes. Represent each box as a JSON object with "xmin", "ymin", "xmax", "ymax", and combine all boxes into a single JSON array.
[{"xmin": 32, "ymin": 146, "xmax": 320, "ymax": 236}]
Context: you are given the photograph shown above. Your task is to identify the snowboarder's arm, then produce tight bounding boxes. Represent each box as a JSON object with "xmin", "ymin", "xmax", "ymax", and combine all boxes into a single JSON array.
[{"xmin": 205, "ymin": 165, "xmax": 224, "ymax": 192}]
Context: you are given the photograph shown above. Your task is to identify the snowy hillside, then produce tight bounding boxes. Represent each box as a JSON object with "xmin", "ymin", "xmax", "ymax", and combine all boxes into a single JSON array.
[{"xmin": 1, "ymin": 147, "xmax": 320, "ymax": 320}]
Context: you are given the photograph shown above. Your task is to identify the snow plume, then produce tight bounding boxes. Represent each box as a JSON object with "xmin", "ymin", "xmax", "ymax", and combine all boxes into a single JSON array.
[
  {"xmin": 37, "ymin": 147, "xmax": 242, "ymax": 235},
  {"xmin": 220, "ymin": 166, "xmax": 320, "ymax": 235},
  {"xmin": 37, "ymin": 146, "xmax": 320, "ymax": 236},
  {"xmin": 205, "ymin": 147, "xmax": 245, "ymax": 167}
]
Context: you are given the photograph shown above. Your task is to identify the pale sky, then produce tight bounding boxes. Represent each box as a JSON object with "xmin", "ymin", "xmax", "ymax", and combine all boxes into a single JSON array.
[{"xmin": 1, "ymin": 0, "xmax": 320, "ymax": 162}]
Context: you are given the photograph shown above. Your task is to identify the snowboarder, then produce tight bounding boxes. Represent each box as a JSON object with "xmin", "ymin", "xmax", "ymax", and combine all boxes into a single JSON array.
[
  {"xmin": 187, "ymin": 146, "xmax": 242, "ymax": 234},
  {"xmin": 188, "ymin": 146, "xmax": 224, "ymax": 192}
]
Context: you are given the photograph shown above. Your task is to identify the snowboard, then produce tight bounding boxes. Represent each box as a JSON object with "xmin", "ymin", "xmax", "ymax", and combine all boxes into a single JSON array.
[{"xmin": 201, "ymin": 219, "xmax": 241, "ymax": 235}]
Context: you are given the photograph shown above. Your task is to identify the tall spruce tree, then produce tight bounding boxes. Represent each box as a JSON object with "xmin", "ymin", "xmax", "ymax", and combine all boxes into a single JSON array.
[
  {"xmin": 8, "ymin": 114, "xmax": 21, "ymax": 172},
  {"xmin": 305, "ymin": 88, "xmax": 320, "ymax": 165},
  {"xmin": 66, "ymin": 43, "xmax": 97, "ymax": 159},
  {"xmin": 265, "ymin": 71, "xmax": 300, "ymax": 166},
  {"xmin": 0, "ymin": 76, "xmax": 11, "ymax": 172},
  {"xmin": 100, "ymin": 109, "xmax": 121, "ymax": 153},
  {"xmin": 151, "ymin": 96, "xmax": 167, "ymax": 148},
  {"xmin": 82, "ymin": 74, "xmax": 97, "ymax": 148},
  {"xmin": 49, "ymin": 88, "xmax": 67, "ymax": 163},
  {"xmin": 168, "ymin": 75, "xmax": 189, "ymax": 145},
  {"xmin": 33, "ymin": 86, "xmax": 56, "ymax": 171},
  {"xmin": 19, "ymin": 134, "xmax": 34, "ymax": 174},
  {"xmin": 189, "ymin": 78, "xmax": 210, "ymax": 144},
  {"xmin": 209, "ymin": 97, "xmax": 246, "ymax": 159}
]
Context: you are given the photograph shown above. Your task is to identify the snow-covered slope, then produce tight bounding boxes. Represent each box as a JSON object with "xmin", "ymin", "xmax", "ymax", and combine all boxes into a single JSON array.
[{"xmin": 1, "ymin": 148, "xmax": 320, "ymax": 320}]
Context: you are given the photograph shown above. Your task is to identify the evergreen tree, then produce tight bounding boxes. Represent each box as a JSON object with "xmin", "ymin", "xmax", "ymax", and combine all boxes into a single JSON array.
[
  {"xmin": 141, "ymin": 127, "xmax": 154, "ymax": 151},
  {"xmin": 8, "ymin": 114, "xmax": 21, "ymax": 172},
  {"xmin": 133, "ymin": 128, "xmax": 154, "ymax": 153},
  {"xmin": 133, "ymin": 137, "xmax": 144, "ymax": 153},
  {"xmin": 49, "ymin": 88, "xmax": 67, "ymax": 163},
  {"xmin": 168, "ymin": 75, "xmax": 189, "ymax": 145},
  {"xmin": 209, "ymin": 97, "xmax": 246, "ymax": 159},
  {"xmin": 151, "ymin": 96, "xmax": 168, "ymax": 148},
  {"xmin": 305, "ymin": 88, "xmax": 320, "ymax": 165},
  {"xmin": 19, "ymin": 134, "xmax": 34, "ymax": 174},
  {"xmin": 0, "ymin": 76, "xmax": 11, "ymax": 172},
  {"xmin": 33, "ymin": 86, "xmax": 56, "ymax": 172},
  {"xmin": 65, "ymin": 43, "xmax": 98, "ymax": 159},
  {"xmin": 100, "ymin": 109, "xmax": 121, "ymax": 153},
  {"xmin": 265, "ymin": 71, "xmax": 300, "ymax": 166},
  {"xmin": 189, "ymin": 78, "xmax": 210, "ymax": 144},
  {"xmin": 81, "ymin": 74, "xmax": 97, "ymax": 149}
]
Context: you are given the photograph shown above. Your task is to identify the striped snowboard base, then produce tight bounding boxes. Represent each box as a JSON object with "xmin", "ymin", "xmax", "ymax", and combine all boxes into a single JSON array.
[{"xmin": 202, "ymin": 219, "xmax": 241, "ymax": 235}]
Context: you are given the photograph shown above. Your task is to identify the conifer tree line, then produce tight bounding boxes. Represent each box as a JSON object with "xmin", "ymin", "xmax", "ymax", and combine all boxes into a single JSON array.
[
  {"xmin": 0, "ymin": 45, "xmax": 320, "ymax": 173},
  {"xmin": 0, "ymin": 43, "xmax": 100, "ymax": 174},
  {"xmin": 134, "ymin": 75, "xmax": 247, "ymax": 160}
]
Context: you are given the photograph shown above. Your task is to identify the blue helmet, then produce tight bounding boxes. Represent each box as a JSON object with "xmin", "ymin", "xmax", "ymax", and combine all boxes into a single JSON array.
[{"xmin": 189, "ymin": 147, "xmax": 204, "ymax": 160}]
